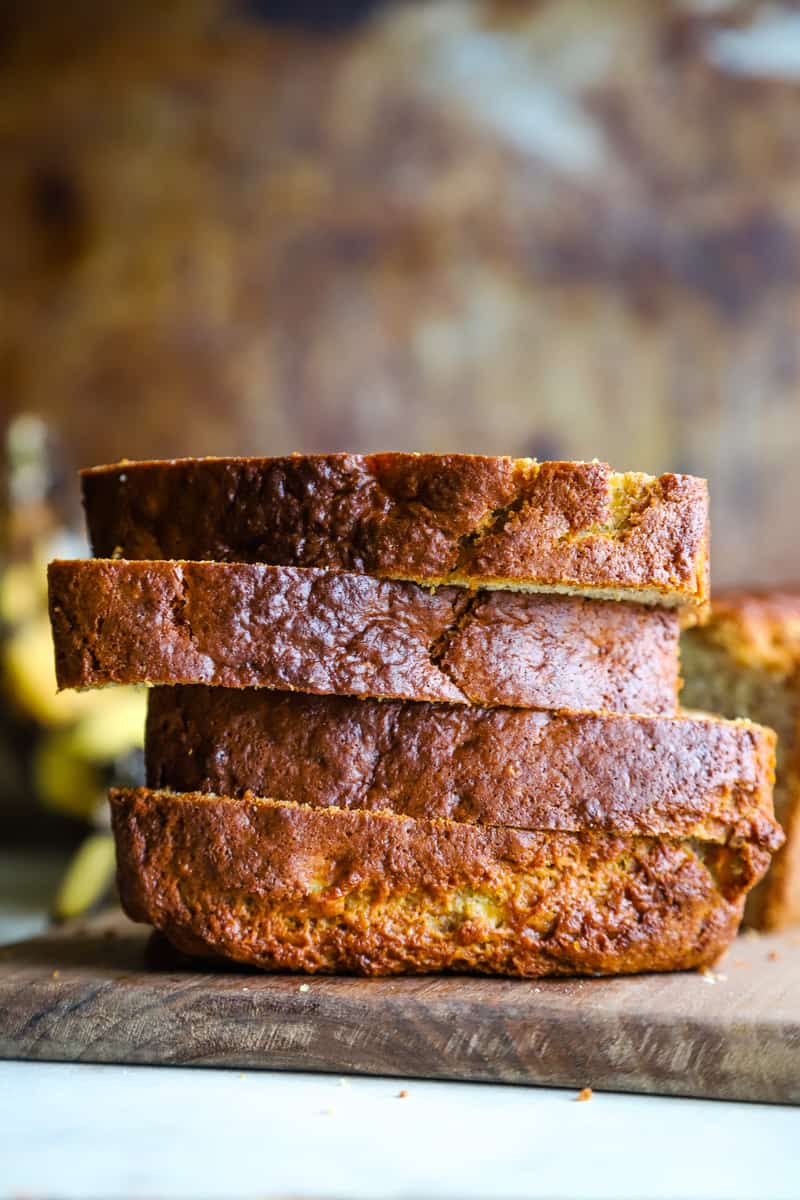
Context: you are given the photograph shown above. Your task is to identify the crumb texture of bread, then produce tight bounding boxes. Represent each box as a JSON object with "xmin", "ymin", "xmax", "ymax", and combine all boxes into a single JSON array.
[
  {"xmin": 146, "ymin": 687, "xmax": 781, "ymax": 849},
  {"xmin": 82, "ymin": 456, "xmax": 709, "ymax": 616},
  {"xmin": 110, "ymin": 788, "xmax": 768, "ymax": 978},
  {"xmin": 48, "ymin": 559, "xmax": 681, "ymax": 714},
  {"xmin": 682, "ymin": 587, "xmax": 800, "ymax": 929}
]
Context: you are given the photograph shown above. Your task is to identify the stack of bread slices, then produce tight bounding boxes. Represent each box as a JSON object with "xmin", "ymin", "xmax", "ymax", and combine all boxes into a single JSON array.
[{"xmin": 47, "ymin": 454, "xmax": 783, "ymax": 977}]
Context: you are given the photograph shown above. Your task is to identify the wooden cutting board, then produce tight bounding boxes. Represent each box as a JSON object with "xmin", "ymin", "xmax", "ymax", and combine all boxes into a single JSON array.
[{"xmin": 1, "ymin": 909, "xmax": 798, "ymax": 1104}]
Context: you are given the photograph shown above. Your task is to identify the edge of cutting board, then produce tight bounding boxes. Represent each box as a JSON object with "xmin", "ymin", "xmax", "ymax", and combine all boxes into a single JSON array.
[{"xmin": 0, "ymin": 909, "xmax": 798, "ymax": 1103}]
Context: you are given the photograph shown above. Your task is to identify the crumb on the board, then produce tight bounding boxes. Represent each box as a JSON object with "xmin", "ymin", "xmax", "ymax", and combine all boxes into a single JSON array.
[
  {"xmin": 768, "ymin": 950, "xmax": 779, "ymax": 962},
  {"xmin": 339, "ymin": 1078, "xmax": 351, "ymax": 1089},
  {"xmin": 575, "ymin": 1087, "xmax": 593, "ymax": 1102},
  {"xmin": 398, "ymin": 1089, "xmax": 408, "ymax": 1099},
  {"xmin": 699, "ymin": 966, "xmax": 726, "ymax": 984},
  {"xmin": 52, "ymin": 970, "xmax": 60, "ymax": 980}
]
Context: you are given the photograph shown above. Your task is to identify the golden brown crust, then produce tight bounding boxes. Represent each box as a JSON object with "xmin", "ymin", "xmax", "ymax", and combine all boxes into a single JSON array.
[
  {"xmin": 110, "ymin": 787, "xmax": 768, "ymax": 977},
  {"xmin": 81, "ymin": 455, "xmax": 710, "ymax": 618},
  {"xmin": 146, "ymin": 687, "xmax": 781, "ymax": 850},
  {"xmin": 681, "ymin": 587, "xmax": 800, "ymax": 929},
  {"xmin": 48, "ymin": 559, "xmax": 681, "ymax": 713},
  {"xmin": 689, "ymin": 587, "xmax": 800, "ymax": 674}
]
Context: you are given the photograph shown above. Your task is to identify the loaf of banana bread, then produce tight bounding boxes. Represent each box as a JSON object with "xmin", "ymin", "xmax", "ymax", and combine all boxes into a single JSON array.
[
  {"xmin": 145, "ymin": 687, "xmax": 780, "ymax": 847},
  {"xmin": 82, "ymin": 455, "xmax": 709, "ymax": 619},
  {"xmin": 48, "ymin": 560, "xmax": 681, "ymax": 713},
  {"xmin": 682, "ymin": 587, "xmax": 800, "ymax": 928},
  {"xmin": 110, "ymin": 787, "xmax": 771, "ymax": 977}
]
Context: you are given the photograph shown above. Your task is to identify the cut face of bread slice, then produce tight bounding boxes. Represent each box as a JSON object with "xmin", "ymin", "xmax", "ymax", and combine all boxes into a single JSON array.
[
  {"xmin": 145, "ymin": 687, "xmax": 781, "ymax": 849},
  {"xmin": 82, "ymin": 456, "xmax": 709, "ymax": 621},
  {"xmin": 110, "ymin": 788, "xmax": 771, "ymax": 978},
  {"xmin": 48, "ymin": 560, "xmax": 681, "ymax": 714},
  {"xmin": 682, "ymin": 588, "xmax": 800, "ymax": 929}
]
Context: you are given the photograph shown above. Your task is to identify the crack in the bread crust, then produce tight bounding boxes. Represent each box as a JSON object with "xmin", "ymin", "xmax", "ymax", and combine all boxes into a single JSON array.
[
  {"xmin": 169, "ymin": 568, "xmax": 195, "ymax": 644},
  {"xmin": 85, "ymin": 633, "xmax": 103, "ymax": 678},
  {"xmin": 449, "ymin": 473, "xmax": 664, "ymax": 577},
  {"xmin": 451, "ymin": 487, "xmax": 531, "ymax": 574},
  {"xmin": 428, "ymin": 591, "xmax": 485, "ymax": 694}
]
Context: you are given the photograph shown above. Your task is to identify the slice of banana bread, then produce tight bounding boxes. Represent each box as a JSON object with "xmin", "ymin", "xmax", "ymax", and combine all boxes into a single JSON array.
[
  {"xmin": 82, "ymin": 455, "xmax": 709, "ymax": 620},
  {"xmin": 48, "ymin": 560, "xmax": 681, "ymax": 713},
  {"xmin": 145, "ymin": 686, "xmax": 780, "ymax": 848},
  {"xmin": 682, "ymin": 588, "xmax": 800, "ymax": 929},
  {"xmin": 110, "ymin": 787, "xmax": 772, "ymax": 977}
]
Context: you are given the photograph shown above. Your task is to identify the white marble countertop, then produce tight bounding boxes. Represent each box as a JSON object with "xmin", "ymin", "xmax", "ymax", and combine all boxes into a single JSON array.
[{"xmin": 1, "ymin": 850, "xmax": 798, "ymax": 1200}]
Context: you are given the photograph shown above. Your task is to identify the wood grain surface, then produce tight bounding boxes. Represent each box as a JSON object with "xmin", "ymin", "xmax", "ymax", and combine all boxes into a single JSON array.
[{"xmin": 1, "ymin": 909, "xmax": 798, "ymax": 1104}]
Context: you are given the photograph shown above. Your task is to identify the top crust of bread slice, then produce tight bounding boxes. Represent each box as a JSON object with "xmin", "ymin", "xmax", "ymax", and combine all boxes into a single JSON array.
[{"xmin": 82, "ymin": 455, "xmax": 709, "ymax": 622}]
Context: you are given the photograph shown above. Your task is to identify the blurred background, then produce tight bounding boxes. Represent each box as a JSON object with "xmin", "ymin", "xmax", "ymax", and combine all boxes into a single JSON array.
[{"xmin": 2, "ymin": 0, "xmax": 800, "ymax": 874}]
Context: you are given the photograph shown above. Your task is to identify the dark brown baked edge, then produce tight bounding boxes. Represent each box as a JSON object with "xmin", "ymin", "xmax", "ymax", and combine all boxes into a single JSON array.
[
  {"xmin": 110, "ymin": 788, "xmax": 766, "ymax": 978},
  {"xmin": 145, "ymin": 686, "xmax": 781, "ymax": 850},
  {"xmin": 82, "ymin": 455, "xmax": 710, "ymax": 619}
]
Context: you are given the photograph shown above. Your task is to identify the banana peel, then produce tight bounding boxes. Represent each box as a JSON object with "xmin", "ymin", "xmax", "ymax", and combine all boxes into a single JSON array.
[
  {"xmin": 53, "ymin": 833, "xmax": 117, "ymax": 921},
  {"xmin": 2, "ymin": 613, "xmax": 149, "ymax": 731}
]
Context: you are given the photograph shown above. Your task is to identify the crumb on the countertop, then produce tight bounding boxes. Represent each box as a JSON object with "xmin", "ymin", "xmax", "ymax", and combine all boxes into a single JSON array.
[{"xmin": 299, "ymin": 983, "xmax": 310, "ymax": 993}]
